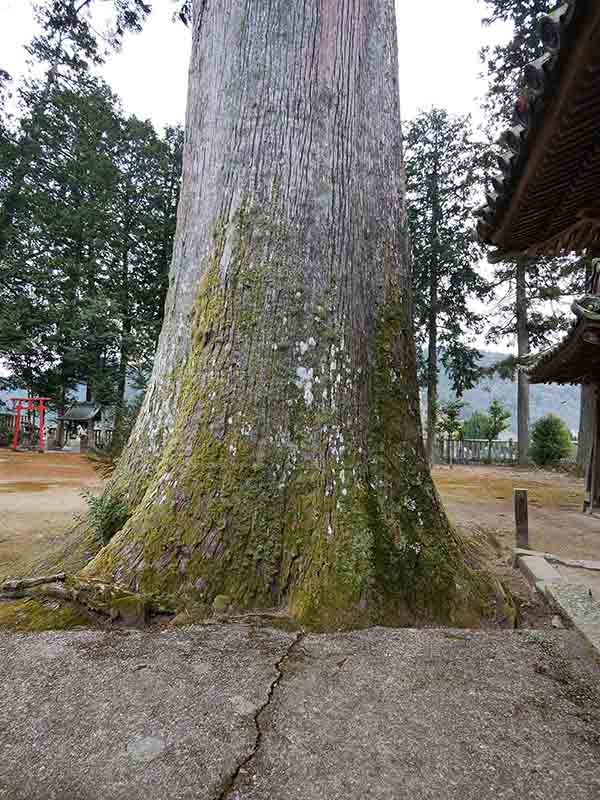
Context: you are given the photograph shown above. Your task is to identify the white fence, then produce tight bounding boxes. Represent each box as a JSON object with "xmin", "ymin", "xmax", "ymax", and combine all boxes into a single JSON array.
[{"xmin": 434, "ymin": 438, "xmax": 517, "ymax": 466}]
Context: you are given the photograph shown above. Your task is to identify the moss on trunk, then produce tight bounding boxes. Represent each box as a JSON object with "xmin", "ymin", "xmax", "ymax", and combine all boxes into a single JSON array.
[
  {"xmin": 86, "ymin": 212, "xmax": 489, "ymax": 628},
  {"xmin": 81, "ymin": 0, "xmax": 492, "ymax": 628}
]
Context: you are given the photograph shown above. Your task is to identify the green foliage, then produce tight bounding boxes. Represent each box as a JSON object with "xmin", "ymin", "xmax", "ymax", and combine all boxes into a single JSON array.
[
  {"xmin": 530, "ymin": 414, "xmax": 573, "ymax": 466},
  {"xmin": 404, "ymin": 108, "xmax": 487, "ymax": 398},
  {"xmin": 480, "ymin": 0, "xmax": 554, "ymax": 126},
  {"xmin": 0, "ymin": 17, "xmax": 182, "ymax": 416},
  {"xmin": 33, "ymin": 0, "xmax": 152, "ymax": 66},
  {"xmin": 80, "ymin": 488, "xmax": 130, "ymax": 545},
  {"xmin": 483, "ymin": 399, "xmax": 511, "ymax": 442},
  {"xmin": 462, "ymin": 410, "xmax": 490, "ymax": 440},
  {"xmin": 433, "ymin": 349, "xmax": 581, "ymax": 432},
  {"xmin": 437, "ymin": 399, "xmax": 466, "ymax": 440}
]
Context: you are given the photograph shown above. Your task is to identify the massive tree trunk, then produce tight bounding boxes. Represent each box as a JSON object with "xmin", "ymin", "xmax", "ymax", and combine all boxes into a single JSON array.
[
  {"xmin": 516, "ymin": 259, "xmax": 530, "ymax": 466},
  {"xmin": 85, "ymin": 0, "xmax": 487, "ymax": 627}
]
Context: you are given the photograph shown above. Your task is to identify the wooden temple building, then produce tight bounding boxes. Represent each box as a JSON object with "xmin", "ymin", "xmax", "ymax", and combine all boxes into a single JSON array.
[{"xmin": 476, "ymin": 0, "xmax": 600, "ymax": 511}]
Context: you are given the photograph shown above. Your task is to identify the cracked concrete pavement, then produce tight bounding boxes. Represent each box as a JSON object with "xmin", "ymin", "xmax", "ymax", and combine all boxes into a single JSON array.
[{"xmin": 1, "ymin": 625, "xmax": 600, "ymax": 800}]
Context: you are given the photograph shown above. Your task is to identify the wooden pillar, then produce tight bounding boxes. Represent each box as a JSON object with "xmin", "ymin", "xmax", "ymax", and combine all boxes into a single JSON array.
[{"xmin": 585, "ymin": 384, "xmax": 600, "ymax": 514}]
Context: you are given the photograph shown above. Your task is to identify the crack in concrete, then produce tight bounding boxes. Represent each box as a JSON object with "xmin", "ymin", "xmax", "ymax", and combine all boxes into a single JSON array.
[{"xmin": 216, "ymin": 630, "xmax": 305, "ymax": 800}]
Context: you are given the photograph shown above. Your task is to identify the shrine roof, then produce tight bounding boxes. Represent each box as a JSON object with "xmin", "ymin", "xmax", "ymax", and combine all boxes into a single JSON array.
[
  {"xmin": 476, "ymin": 1, "xmax": 600, "ymax": 260},
  {"xmin": 57, "ymin": 403, "xmax": 102, "ymax": 422},
  {"xmin": 526, "ymin": 295, "xmax": 600, "ymax": 384}
]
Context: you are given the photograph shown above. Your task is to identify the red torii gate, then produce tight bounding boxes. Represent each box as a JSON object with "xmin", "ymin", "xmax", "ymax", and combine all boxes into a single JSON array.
[{"xmin": 10, "ymin": 397, "xmax": 50, "ymax": 452}]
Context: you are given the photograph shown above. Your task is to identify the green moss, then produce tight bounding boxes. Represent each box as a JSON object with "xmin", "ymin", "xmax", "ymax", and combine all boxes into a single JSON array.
[
  {"xmin": 31, "ymin": 522, "xmax": 103, "ymax": 578},
  {"xmin": 495, "ymin": 580, "xmax": 519, "ymax": 628},
  {"xmin": 109, "ymin": 594, "xmax": 148, "ymax": 625},
  {"xmin": 83, "ymin": 217, "xmax": 492, "ymax": 630},
  {"xmin": 212, "ymin": 595, "xmax": 231, "ymax": 613},
  {"xmin": 0, "ymin": 599, "xmax": 92, "ymax": 631}
]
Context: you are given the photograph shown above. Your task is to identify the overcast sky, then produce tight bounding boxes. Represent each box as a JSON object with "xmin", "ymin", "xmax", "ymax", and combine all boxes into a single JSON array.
[{"xmin": 0, "ymin": 0, "xmax": 508, "ymax": 129}]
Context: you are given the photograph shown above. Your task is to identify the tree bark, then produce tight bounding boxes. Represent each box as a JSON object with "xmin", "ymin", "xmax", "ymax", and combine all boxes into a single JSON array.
[
  {"xmin": 85, "ymin": 0, "xmax": 487, "ymax": 627},
  {"xmin": 516, "ymin": 259, "xmax": 530, "ymax": 465}
]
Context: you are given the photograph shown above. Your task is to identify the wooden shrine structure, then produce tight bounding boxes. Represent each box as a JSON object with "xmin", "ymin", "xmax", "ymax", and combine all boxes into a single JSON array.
[
  {"xmin": 476, "ymin": 1, "xmax": 600, "ymax": 260},
  {"xmin": 475, "ymin": 1, "xmax": 600, "ymax": 511}
]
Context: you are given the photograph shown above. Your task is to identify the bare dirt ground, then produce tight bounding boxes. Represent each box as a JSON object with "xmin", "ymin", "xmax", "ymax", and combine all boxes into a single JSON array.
[
  {"xmin": 1, "ymin": 453, "xmax": 597, "ymax": 629},
  {"xmin": 0, "ymin": 450, "xmax": 102, "ymax": 580},
  {"xmin": 433, "ymin": 464, "xmax": 600, "ymax": 561},
  {"xmin": 434, "ymin": 464, "xmax": 600, "ymax": 627}
]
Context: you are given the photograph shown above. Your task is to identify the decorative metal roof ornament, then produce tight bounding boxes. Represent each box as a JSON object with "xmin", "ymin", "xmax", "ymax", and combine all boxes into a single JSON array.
[
  {"xmin": 538, "ymin": 2, "xmax": 576, "ymax": 53},
  {"xmin": 498, "ymin": 124, "xmax": 525, "ymax": 157},
  {"xmin": 523, "ymin": 52, "xmax": 556, "ymax": 95}
]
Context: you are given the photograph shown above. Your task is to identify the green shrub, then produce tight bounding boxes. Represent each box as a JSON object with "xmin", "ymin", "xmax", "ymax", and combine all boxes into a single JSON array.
[
  {"xmin": 463, "ymin": 410, "xmax": 489, "ymax": 440},
  {"xmin": 530, "ymin": 414, "xmax": 573, "ymax": 466},
  {"xmin": 81, "ymin": 490, "xmax": 130, "ymax": 545}
]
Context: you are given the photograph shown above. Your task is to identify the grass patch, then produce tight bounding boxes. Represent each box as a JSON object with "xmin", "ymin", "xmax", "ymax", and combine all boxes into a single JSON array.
[{"xmin": 80, "ymin": 489, "xmax": 130, "ymax": 545}]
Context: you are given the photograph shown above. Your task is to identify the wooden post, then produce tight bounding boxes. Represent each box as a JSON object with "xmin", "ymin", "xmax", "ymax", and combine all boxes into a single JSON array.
[{"xmin": 514, "ymin": 488, "xmax": 529, "ymax": 549}]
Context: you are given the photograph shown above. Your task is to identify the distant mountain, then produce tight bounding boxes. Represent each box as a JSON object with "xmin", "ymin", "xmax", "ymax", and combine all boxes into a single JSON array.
[
  {"xmin": 433, "ymin": 351, "xmax": 580, "ymax": 437},
  {"xmin": 2, "ymin": 352, "xmax": 582, "ymax": 437}
]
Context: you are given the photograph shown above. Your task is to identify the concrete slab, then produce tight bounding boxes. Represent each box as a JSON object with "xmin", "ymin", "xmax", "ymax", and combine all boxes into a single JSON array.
[
  {"xmin": 235, "ymin": 628, "xmax": 600, "ymax": 800},
  {"xmin": 0, "ymin": 624, "xmax": 295, "ymax": 800},
  {"xmin": 544, "ymin": 582, "xmax": 600, "ymax": 658},
  {"xmin": 1, "ymin": 626, "xmax": 600, "ymax": 800},
  {"xmin": 517, "ymin": 554, "xmax": 563, "ymax": 587},
  {"xmin": 515, "ymin": 548, "xmax": 600, "ymax": 573},
  {"xmin": 515, "ymin": 549, "xmax": 600, "ymax": 657},
  {"xmin": 556, "ymin": 564, "xmax": 600, "ymax": 595}
]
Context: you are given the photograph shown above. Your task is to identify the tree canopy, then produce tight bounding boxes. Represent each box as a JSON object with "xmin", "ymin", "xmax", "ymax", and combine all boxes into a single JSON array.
[{"xmin": 0, "ymin": 1, "xmax": 183, "ymax": 427}]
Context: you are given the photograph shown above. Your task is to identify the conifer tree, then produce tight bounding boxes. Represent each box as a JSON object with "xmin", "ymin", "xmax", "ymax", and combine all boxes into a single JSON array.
[{"xmin": 404, "ymin": 109, "xmax": 487, "ymax": 462}]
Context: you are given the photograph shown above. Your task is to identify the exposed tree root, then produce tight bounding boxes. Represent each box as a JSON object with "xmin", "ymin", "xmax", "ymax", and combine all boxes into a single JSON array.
[
  {"xmin": 0, "ymin": 573, "xmax": 174, "ymax": 626},
  {"xmin": 1, "ymin": 573, "xmax": 66, "ymax": 593}
]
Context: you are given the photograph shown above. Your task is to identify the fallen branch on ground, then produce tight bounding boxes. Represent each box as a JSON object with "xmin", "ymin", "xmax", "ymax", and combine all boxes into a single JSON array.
[
  {"xmin": 0, "ymin": 573, "xmax": 174, "ymax": 625},
  {"xmin": 1, "ymin": 573, "xmax": 66, "ymax": 593}
]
